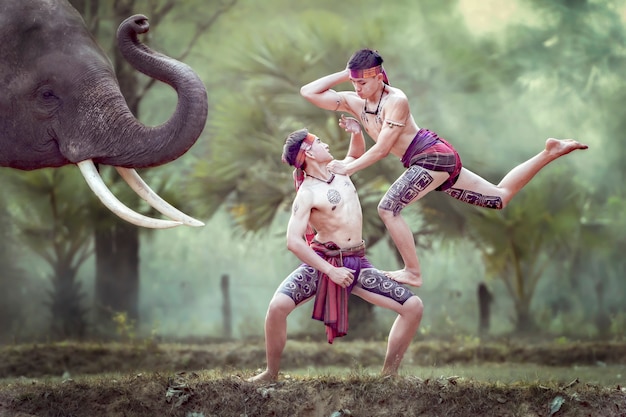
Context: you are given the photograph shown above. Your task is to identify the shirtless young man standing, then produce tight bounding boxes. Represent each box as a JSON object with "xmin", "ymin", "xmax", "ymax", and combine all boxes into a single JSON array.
[
  {"xmin": 300, "ymin": 48, "xmax": 588, "ymax": 287},
  {"xmin": 248, "ymin": 124, "xmax": 423, "ymax": 383}
]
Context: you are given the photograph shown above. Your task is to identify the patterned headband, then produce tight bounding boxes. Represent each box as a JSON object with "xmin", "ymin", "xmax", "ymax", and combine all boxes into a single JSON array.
[
  {"xmin": 289, "ymin": 132, "xmax": 318, "ymax": 244},
  {"xmin": 349, "ymin": 65, "xmax": 389, "ymax": 85},
  {"xmin": 292, "ymin": 133, "xmax": 316, "ymax": 169}
]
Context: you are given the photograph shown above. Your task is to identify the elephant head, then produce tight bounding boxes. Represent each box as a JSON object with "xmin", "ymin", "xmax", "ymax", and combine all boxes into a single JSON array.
[{"xmin": 0, "ymin": 0, "xmax": 208, "ymax": 228}]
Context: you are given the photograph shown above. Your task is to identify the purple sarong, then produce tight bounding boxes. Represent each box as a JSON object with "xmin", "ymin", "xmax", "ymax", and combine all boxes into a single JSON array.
[
  {"xmin": 400, "ymin": 129, "xmax": 462, "ymax": 191},
  {"xmin": 310, "ymin": 240, "xmax": 365, "ymax": 344}
]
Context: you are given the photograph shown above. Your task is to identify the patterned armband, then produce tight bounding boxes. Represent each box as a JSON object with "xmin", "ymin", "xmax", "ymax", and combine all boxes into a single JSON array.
[{"xmin": 384, "ymin": 119, "xmax": 406, "ymax": 128}]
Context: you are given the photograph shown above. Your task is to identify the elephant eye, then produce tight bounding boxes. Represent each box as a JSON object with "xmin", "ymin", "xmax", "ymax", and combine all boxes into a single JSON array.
[
  {"xmin": 33, "ymin": 85, "xmax": 61, "ymax": 116},
  {"xmin": 33, "ymin": 83, "xmax": 58, "ymax": 101},
  {"xmin": 40, "ymin": 89, "xmax": 58, "ymax": 100}
]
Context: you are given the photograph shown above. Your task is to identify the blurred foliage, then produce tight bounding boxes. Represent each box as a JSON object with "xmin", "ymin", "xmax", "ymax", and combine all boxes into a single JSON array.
[
  {"xmin": 1, "ymin": 0, "xmax": 626, "ymax": 341},
  {"xmin": 185, "ymin": 7, "xmax": 397, "ymax": 246},
  {"xmin": 4, "ymin": 167, "xmax": 93, "ymax": 338},
  {"xmin": 464, "ymin": 165, "xmax": 588, "ymax": 332},
  {"xmin": 184, "ymin": 0, "xmax": 626, "ymax": 339},
  {"xmin": 0, "ymin": 198, "xmax": 30, "ymax": 343}
]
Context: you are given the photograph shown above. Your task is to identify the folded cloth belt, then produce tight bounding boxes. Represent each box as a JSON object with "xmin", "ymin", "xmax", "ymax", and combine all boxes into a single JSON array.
[{"xmin": 310, "ymin": 240, "xmax": 366, "ymax": 343}]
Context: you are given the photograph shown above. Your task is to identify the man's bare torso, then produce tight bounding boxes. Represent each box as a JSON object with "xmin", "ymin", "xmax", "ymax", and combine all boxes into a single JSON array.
[
  {"xmin": 303, "ymin": 174, "xmax": 363, "ymax": 248},
  {"xmin": 346, "ymin": 85, "xmax": 420, "ymax": 159}
]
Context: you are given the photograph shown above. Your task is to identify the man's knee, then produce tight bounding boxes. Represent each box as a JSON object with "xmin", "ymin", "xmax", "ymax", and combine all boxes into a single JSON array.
[
  {"xmin": 266, "ymin": 293, "xmax": 296, "ymax": 319},
  {"xmin": 405, "ymin": 296, "xmax": 424, "ymax": 320},
  {"xmin": 378, "ymin": 202, "xmax": 400, "ymax": 219}
]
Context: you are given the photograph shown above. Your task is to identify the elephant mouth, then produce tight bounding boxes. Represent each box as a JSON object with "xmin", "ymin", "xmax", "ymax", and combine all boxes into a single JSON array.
[{"xmin": 77, "ymin": 160, "xmax": 204, "ymax": 228}]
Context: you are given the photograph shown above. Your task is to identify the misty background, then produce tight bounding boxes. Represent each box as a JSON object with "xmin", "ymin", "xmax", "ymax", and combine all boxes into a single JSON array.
[{"xmin": 0, "ymin": 0, "xmax": 624, "ymax": 344}]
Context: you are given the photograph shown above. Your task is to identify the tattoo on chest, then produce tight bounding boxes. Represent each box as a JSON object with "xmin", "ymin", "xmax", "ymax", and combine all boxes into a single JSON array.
[
  {"xmin": 360, "ymin": 111, "xmax": 382, "ymax": 126},
  {"xmin": 327, "ymin": 189, "xmax": 341, "ymax": 205}
]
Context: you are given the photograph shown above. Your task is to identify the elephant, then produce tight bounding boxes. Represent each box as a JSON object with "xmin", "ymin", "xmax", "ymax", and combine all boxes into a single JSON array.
[{"xmin": 0, "ymin": 0, "xmax": 208, "ymax": 228}]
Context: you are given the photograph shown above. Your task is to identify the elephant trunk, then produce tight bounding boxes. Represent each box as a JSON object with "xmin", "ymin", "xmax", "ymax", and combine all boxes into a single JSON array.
[{"xmin": 64, "ymin": 15, "xmax": 208, "ymax": 168}]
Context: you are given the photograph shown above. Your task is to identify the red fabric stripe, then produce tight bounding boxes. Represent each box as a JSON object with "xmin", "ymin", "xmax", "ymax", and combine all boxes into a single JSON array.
[{"xmin": 311, "ymin": 252, "xmax": 348, "ymax": 344}]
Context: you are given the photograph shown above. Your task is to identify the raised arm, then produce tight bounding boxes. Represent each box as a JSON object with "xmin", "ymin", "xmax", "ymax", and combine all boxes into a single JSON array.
[
  {"xmin": 338, "ymin": 115, "xmax": 365, "ymax": 163},
  {"xmin": 300, "ymin": 69, "xmax": 353, "ymax": 113},
  {"xmin": 331, "ymin": 96, "xmax": 410, "ymax": 176}
]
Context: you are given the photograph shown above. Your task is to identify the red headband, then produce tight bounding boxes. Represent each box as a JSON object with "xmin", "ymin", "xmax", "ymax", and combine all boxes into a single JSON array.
[
  {"xmin": 293, "ymin": 133, "xmax": 316, "ymax": 169},
  {"xmin": 292, "ymin": 133, "xmax": 317, "ymax": 244},
  {"xmin": 349, "ymin": 65, "xmax": 382, "ymax": 78},
  {"xmin": 349, "ymin": 65, "xmax": 389, "ymax": 85}
]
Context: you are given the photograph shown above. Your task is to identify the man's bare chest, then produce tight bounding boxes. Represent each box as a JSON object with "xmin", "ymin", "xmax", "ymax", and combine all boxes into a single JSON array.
[
  {"xmin": 357, "ymin": 114, "xmax": 383, "ymax": 141},
  {"xmin": 311, "ymin": 179, "xmax": 358, "ymax": 214}
]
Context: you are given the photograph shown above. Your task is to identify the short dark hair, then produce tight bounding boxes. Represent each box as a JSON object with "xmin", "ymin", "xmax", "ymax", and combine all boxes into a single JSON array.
[
  {"xmin": 282, "ymin": 128, "xmax": 309, "ymax": 167},
  {"xmin": 348, "ymin": 48, "xmax": 384, "ymax": 71}
]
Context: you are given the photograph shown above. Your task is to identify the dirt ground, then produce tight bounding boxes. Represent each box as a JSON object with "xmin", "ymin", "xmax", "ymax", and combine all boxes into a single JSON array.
[{"xmin": 0, "ymin": 339, "xmax": 625, "ymax": 417}]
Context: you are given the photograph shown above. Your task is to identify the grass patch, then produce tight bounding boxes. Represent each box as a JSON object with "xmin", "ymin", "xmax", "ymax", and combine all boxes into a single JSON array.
[{"xmin": 0, "ymin": 339, "xmax": 625, "ymax": 416}]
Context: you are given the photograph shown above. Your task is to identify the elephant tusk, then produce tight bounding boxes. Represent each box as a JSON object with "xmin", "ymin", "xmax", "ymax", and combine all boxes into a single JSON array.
[
  {"xmin": 77, "ymin": 160, "xmax": 183, "ymax": 229},
  {"xmin": 115, "ymin": 167, "xmax": 205, "ymax": 227}
]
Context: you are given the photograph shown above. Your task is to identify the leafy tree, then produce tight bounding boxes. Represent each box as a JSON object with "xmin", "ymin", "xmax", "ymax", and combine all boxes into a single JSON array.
[
  {"xmin": 462, "ymin": 166, "xmax": 587, "ymax": 332},
  {"xmin": 0, "ymin": 196, "xmax": 31, "ymax": 342},
  {"xmin": 188, "ymin": 1, "xmax": 624, "ymax": 338},
  {"xmin": 4, "ymin": 168, "xmax": 94, "ymax": 338},
  {"xmin": 184, "ymin": 10, "xmax": 403, "ymax": 336},
  {"xmin": 76, "ymin": 0, "xmax": 238, "ymax": 335},
  {"xmin": 0, "ymin": 0, "xmax": 238, "ymax": 340},
  {"xmin": 187, "ymin": 10, "xmax": 395, "ymax": 240},
  {"xmin": 390, "ymin": 0, "xmax": 625, "ymax": 333},
  {"xmin": 509, "ymin": 0, "xmax": 626, "ymax": 332}
]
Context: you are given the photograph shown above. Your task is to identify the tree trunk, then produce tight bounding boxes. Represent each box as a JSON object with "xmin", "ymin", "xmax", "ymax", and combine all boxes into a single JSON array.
[
  {"xmin": 94, "ymin": 218, "xmax": 139, "ymax": 334},
  {"xmin": 477, "ymin": 282, "xmax": 492, "ymax": 336},
  {"xmin": 514, "ymin": 299, "xmax": 536, "ymax": 334},
  {"xmin": 221, "ymin": 274, "xmax": 233, "ymax": 339},
  {"xmin": 50, "ymin": 265, "xmax": 87, "ymax": 339},
  {"xmin": 91, "ymin": 0, "xmax": 142, "ymax": 338}
]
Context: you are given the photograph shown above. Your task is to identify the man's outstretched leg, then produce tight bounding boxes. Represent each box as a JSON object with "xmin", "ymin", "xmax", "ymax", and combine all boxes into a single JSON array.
[
  {"xmin": 446, "ymin": 138, "xmax": 588, "ymax": 208},
  {"xmin": 384, "ymin": 138, "xmax": 588, "ymax": 286},
  {"xmin": 496, "ymin": 138, "xmax": 588, "ymax": 205},
  {"xmin": 247, "ymin": 293, "xmax": 296, "ymax": 382}
]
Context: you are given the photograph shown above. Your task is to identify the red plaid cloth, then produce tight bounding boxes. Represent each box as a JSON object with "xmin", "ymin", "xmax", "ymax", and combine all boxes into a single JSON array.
[{"xmin": 310, "ymin": 240, "xmax": 365, "ymax": 343}]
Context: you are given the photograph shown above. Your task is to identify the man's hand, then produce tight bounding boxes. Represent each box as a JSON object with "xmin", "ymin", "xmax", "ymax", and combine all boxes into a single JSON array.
[
  {"xmin": 327, "ymin": 266, "xmax": 355, "ymax": 288},
  {"xmin": 339, "ymin": 114, "xmax": 361, "ymax": 134},
  {"xmin": 327, "ymin": 159, "xmax": 348, "ymax": 175}
]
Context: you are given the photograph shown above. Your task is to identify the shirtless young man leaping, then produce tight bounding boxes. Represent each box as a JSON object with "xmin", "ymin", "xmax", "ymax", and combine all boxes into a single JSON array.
[{"xmin": 301, "ymin": 48, "xmax": 588, "ymax": 287}]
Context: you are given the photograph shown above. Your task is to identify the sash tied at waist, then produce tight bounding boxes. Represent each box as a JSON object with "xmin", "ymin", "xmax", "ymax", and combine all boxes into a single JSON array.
[{"xmin": 310, "ymin": 240, "xmax": 365, "ymax": 344}]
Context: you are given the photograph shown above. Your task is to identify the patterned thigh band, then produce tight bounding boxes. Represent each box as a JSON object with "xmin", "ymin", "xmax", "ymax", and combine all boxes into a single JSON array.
[{"xmin": 277, "ymin": 263, "xmax": 414, "ymax": 306}]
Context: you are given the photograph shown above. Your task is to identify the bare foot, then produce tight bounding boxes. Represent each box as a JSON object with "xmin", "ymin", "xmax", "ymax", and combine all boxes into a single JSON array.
[
  {"xmin": 385, "ymin": 269, "xmax": 422, "ymax": 287},
  {"xmin": 247, "ymin": 370, "xmax": 277, "ymax": 383},
  {"xmin": 381, "ymin": 355, "xmax": 402, "ymax": 378},
  {"xmin": 545, "ymin": 138, "xmax": 588, "ymax": 158}
]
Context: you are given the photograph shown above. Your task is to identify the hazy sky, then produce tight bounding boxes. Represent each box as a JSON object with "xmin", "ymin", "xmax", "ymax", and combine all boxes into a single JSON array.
[{"xmin": 457, "ymin": 0, "xmax": 539, "ymax": 36}]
